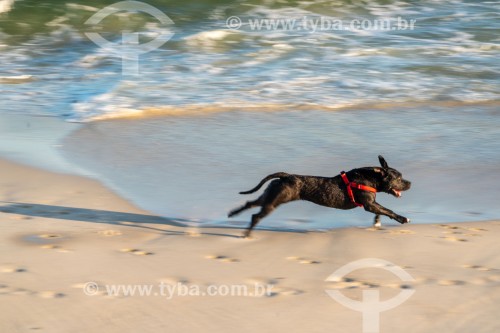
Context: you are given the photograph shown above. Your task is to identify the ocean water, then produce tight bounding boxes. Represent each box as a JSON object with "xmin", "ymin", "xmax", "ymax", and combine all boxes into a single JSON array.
[{"xmin": 1, "ymin": 0, "xmax": 499, "ymax": 230}]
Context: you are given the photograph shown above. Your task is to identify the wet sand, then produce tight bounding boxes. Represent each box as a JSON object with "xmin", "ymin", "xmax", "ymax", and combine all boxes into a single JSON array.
[{"xmin": 1, "ymin": 158, "xmax": 499, "ymax": 333}]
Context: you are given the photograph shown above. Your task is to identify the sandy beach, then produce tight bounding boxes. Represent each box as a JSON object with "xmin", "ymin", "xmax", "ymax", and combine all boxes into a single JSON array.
[
  {"xmin": 2, "ymin": 0, "xmax": 499, "ymax": 331},
  {"xmin": 1, "ymin": 158, "xmax": 499, "ymax": 333}
]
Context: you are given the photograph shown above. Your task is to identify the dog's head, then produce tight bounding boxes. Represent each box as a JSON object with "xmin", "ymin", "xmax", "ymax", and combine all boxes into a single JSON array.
[{"xmin": 374, "ymin": 155, "xmax": 411, "ymax": 197}]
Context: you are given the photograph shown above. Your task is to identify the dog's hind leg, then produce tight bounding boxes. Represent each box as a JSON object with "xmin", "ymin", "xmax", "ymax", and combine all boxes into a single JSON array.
[
  {"xmin": 373, "ymin": 215, "xmax": 381, "ymax": 228},
  {"xmin": 242, "ymin": 179, "xmax": 298, "ymax": 238},
  {"xmin": 228, "ymin": 199, "xmax": 261, "ymax": 218},
  {"xmin": 243, "ymin": 205, "xmax": 275, "ymax": 238}
]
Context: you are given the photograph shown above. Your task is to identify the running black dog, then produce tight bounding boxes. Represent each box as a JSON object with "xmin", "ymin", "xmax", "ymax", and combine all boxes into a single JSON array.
[{"xmin": 228, "ymin": 156, "xmax": 411, "ymax": 238}]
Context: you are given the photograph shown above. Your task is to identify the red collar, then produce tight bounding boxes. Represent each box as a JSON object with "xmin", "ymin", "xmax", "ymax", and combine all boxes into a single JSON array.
[{"xmin": 340, "ymin": 171, "xmax": 377, "ymax": 207}]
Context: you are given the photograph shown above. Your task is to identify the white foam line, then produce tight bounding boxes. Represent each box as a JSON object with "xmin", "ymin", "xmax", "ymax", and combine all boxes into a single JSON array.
[{"xmin": 0, "ymin": 75, "xmax": 34, "ymax": 84}]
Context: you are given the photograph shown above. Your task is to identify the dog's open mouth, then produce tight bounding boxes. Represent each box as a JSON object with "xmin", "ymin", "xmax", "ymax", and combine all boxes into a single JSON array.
[{"xmin": 391, "ymin": 189, "xmax": 402, "ymax": 197}]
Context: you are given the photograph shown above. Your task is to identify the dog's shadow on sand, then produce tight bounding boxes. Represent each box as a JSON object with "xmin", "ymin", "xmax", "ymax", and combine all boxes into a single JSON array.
[{"xmin": 0, "ymin": 201, "xmax": 252, "ymax": 238}]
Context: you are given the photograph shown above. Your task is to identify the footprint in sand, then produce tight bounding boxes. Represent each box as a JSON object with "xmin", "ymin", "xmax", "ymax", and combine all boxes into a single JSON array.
[
  {"xmin": 326, "ymin": 274, "xmax": 418, "ymax": 290},
  {"xmin": 399, "ymin": 284, "xmax": 414, "ymax": 289},
  {"xmin": 442, "ymin": 229, "xmax": 483, "ymax": 238},
  {"xmin": 245, "ymin": 277, "xmax": 282, "ymax": 286},
  {"xmin": 441, "ymin": 236, "xmax": 467, "ymax": 242},
  {"xmin": 270, "ymin": 286, "xmax": 303, "ymax": 296},
  {"xmin": 467, "ymin": 227, "xmax": 487, "ymax": 232},
  {"xmin": 98, "ymin": 230, "xmax": 122, "ymax": 237},
  {"xmin": 1, "ymin": 265, "xmax": 27, "ymax": 273},
  {"xmin": 0, "ymin": 284, "xmax": 10, "ymax": 295},
  {"xmin": 39, "ymin": 234, "xmax": 63, "ymax": 239},
  {"xmin": 285, "ymin": 256, "xmax": 321, "ymax": 264},
  {"xmin": 12, "ymin": 288, "xmax": 36, "ymax": 296},
  {"xmin": 326, "ymin": 277, "xmax": 411, "ymax": 290},
  {"xmin": 23, "ymin": 233, "xmax": 66, "ymax": 245},
  {"xmin": 158, "ymin": 277, "xmax": 190, "ymax": 285},
  {"xmin": 120, "ymin": 248, "xmax": 154, "ymax": 256},
  {"xmin": 37, "ymin": 291, "xmax": 65, "ymax": 298},
  {"xmin": 461, "ymin": 264, "xmax": 493, "ymax": 271},
  {"xmin": 442, "ymin": 230, "xmax": 463, "ymax": 234},
  {"xmin": 0, "ymin": 286, "xmax": 36, "ymax": 296},
  {"xmin": 40, "ymin": 244, "xmax": 60, "ymax": 249},
  {"xmin": 383, "ymin": 282, "xmax": 415, "ymax": 289},
  {"xmin": 462, "ymin": 276, "xmax": 500, "ymax": 285},
  {"xmin": 205, "ymin": 255, "xmax": 239, "ymax": 263},
  {"xmin": 415, "ymin": 276, "xmax": 491, "ymax": 287},
  {"xmin": 389, "ymin": 229, "xmax": 415, "ymax": 235},
  {"xmin": 439, "ymin": 224, "xmax": 462, "ymax": 230},
  {"xmin": 244, "ymin": 277, "xmax": 301, "ymax": 297},
  {"xmin": 326, "ymin": 278, "xmax": 364, "ymax": 290},
  {"xmin": 439, "ymin": 225, "xmax": 488, "ymax": 234},
  {"xmin": 39, "ymin": 244, "xmax": 71, "ymax": 253},
  {"xmin": 437, "ymin": 280, "xmax": 466, "ymax": 286}
]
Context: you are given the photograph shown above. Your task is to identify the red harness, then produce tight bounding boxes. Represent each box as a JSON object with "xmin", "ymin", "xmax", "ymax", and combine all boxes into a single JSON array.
[{"xmin": 340, "ymin": 171, "xmax": 377, "ymax": 207}]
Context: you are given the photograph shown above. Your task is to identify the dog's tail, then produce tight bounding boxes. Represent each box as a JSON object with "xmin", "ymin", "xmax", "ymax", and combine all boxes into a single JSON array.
[{"xmin": 239, "ymin": 172, "xmax": 290, "ymax": 194}]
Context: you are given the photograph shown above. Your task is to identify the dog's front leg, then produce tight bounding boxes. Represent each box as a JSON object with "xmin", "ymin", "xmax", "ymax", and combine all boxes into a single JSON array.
[{"xmin": 363, "ymin": 202, "xmax": 410, "ymax": 224}]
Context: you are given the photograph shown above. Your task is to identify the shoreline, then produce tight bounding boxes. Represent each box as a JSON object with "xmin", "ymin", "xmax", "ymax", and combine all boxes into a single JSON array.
[
  {"xmin": 1, "ymin": 157, "xmax": 500, "ymax": 333},
  {"xmin": 1, "ymin": 154, "xmax": 496, "ymax": 233},
  {"xmin": 1, "ymin": 155, "xmax": 498, "ymax": 235},
  {"xmin": 0, "ymin": 114, "xmax": 82, "ymax": 175},
  {"xmin": 2, "ymin": 111, "xmax": 499, "ymax": 229}
]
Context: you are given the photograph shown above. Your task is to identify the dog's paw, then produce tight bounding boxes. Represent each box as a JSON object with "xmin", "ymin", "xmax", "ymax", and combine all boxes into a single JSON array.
[{"xmin": 396, "ymin": 216, "xmax": 410, "ymax": 224}]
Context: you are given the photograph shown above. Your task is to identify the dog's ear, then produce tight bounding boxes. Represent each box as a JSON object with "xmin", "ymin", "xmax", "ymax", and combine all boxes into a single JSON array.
[
  {"xmin": 378, "ymin": 155, "xmax": 389, "ymax": 170},
  {"xmin": 374, "ymin": 167, "xmax": 386, "ymax": 176}
]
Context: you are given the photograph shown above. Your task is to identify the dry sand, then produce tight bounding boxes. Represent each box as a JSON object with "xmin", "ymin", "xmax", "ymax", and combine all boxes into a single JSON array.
[{"xmin": 1, "ymin": 158, "xmax": 499, "ymax": 333}]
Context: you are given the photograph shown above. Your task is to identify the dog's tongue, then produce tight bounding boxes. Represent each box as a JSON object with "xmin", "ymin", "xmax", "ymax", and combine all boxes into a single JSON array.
[{"xmin": 392, "ymin": 189, "xmax": 402, "ymax": 197}]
